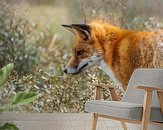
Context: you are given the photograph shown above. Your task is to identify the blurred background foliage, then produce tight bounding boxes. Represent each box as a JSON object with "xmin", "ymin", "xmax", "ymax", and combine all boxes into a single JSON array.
[{"xmin": 0, "ymin": 0, "xmax": 162, "ymax": 112}]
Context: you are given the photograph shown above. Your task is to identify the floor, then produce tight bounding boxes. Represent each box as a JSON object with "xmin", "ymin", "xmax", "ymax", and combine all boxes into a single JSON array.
[{"xmin": 0, "ymin": 113, "xmax": 140, "ymax": 130}]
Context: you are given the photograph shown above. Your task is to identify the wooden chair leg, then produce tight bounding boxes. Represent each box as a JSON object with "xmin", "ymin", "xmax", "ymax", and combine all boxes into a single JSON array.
[
  {"xmin": 108, "ymin": 87, "xmax": 119, "ymax": 101},
  {"xmin": 157, "ymin": 91, "xmax": 163, "ymax": 114},
  {"xmin": 92, "ymin": 113, "xmax": 98, "ymax": 130},
  {"xmin": 121, "ymin": 121, "xmax": 127, "ymax": 130},
  {"xmin": 141, "ymin": 90, "xmax": 152, "ymax": 130}
]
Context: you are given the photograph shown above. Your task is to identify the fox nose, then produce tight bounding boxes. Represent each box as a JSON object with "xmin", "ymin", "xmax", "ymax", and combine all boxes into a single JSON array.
[{"xmin": 63, "ymin": 68, "xmax": 67, "ymax": 74}]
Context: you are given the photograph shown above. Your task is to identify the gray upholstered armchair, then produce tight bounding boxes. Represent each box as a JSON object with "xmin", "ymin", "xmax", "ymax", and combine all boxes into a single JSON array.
[{"xmin": 85, "ymin": 69, "xmax": 163, "ymax": 130}]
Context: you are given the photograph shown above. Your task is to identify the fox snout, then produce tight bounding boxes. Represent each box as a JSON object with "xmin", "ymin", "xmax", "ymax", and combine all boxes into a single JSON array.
[
  {"xmin": 63, "ymin": 53, "xmax": 102, "ymax": 75},
  {"xmin": 63, "ymin": 68, "xmax": 68, "ymax": 74},
  {"xmin": 63, "ymin": 56, "xmax": 78, "ymax": 74},
  {"xmin": 63, "ymin": 67, "xmax": 78, "ymax": 74},
  {"xmin": 63, "ymin": 59, "xmax": 89, "ymax": 75}
]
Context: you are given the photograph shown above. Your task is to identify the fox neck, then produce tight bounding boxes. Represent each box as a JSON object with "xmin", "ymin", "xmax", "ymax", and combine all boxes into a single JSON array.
[
  {"xmin": 100, "ymin": 59, "xmax": 122, "ymax": 88},
  {"xmin": 92, "ymin": 24, "xmax": 134, "ymax": 67},
  {"xmin": 91, "ymin": 23, "xmax": 135, "ymax": 88},
  {"xmin": 104, "ymin": 29, "xmax": 133, "ymax": 67}
]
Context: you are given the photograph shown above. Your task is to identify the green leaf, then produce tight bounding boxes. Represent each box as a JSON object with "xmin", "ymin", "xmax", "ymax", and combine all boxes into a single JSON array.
[
  {"xmin": 0, "ymin": 92, "xmax": 42, "ymax": 112},
  {"xmin": 10, "ymin": 92, "xmax": 41, "ymax": 106},
  {"xmin": 0, "ymin": 123, "xmax": 19, "ymax": 130},
  {"xmin": 0, "ymin": 63, "xmax": 14, "ymax": 88}
]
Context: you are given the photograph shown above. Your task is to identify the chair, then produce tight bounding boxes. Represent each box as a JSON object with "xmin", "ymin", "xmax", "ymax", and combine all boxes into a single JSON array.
[{"xmin": 85, "ymin": 68, "xmax": 163, "ymax": 130}]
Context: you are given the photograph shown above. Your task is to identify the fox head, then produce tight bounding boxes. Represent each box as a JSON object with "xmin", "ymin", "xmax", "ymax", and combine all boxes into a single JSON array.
[{"xmin": 62, "ymin": 24, "xmax": 104, "ymax": 74}]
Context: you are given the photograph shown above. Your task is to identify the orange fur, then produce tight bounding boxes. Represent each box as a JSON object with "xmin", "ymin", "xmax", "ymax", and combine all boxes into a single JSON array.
[{"xmin": 64, "ymin": 20, "xmax": 163, "ymax": 90}]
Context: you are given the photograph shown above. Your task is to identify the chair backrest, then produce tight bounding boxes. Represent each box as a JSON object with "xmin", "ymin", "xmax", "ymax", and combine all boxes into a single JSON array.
[{"xmin": 123, "ymin": 68, "xmax": 163, "ymax": 107}]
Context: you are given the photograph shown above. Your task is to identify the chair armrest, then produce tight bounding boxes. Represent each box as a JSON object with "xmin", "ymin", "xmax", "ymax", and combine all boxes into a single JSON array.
[
  {"xmin": 136, "ymin": 85, "xmax": 163, "ymax": 123},
  {"xmin": 136, "ymin": 86, "xmax": 163, "ymax": 92},
  {"xmin": 137, "ymin": 86, "xmax": 163, "ymax": 114},
  {"xmin": 88, "ymin": 83, "xmax": 119, "ymax": 101}
]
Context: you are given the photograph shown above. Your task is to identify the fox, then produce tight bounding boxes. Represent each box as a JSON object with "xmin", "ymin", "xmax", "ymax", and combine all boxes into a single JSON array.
[{"xmin": 62, "ymin": 20, "xmax": 163, "ymax": 91}]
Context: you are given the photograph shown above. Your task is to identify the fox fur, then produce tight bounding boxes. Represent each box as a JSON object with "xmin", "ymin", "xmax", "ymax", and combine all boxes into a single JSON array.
[{"xmin": 62, "ymin": 20, "xmax": 163, "ymax": 90}]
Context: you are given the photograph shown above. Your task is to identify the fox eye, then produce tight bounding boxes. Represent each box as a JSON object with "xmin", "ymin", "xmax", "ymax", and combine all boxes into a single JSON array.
[{"xmin": 77, "ymin": 50, "xmax": 84, "ymax": 56}]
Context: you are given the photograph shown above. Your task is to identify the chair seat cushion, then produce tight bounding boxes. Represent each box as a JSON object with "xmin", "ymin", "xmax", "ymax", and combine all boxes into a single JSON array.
[{"xmin": 85, "ymin": 100, "xmax": 163, "ymax": 122}]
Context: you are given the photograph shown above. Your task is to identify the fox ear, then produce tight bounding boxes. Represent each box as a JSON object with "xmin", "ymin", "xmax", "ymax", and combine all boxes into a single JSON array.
[
  {"xmin": 62, "ymin": 24, "xmax": 90, "ymax": 40},
  {"xmin": 62, "ymin": 24, "xmax": 74, "ymax": 33},
  {"xmin": 71, "ymin": 24, "xmax": 90, "ymax": 40}
]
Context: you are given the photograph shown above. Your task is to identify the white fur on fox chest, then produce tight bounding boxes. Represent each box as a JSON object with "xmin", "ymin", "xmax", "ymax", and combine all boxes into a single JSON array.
[{"xmin": 100, "ymin": 60, "xmax": 121, "ymax": 86}]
